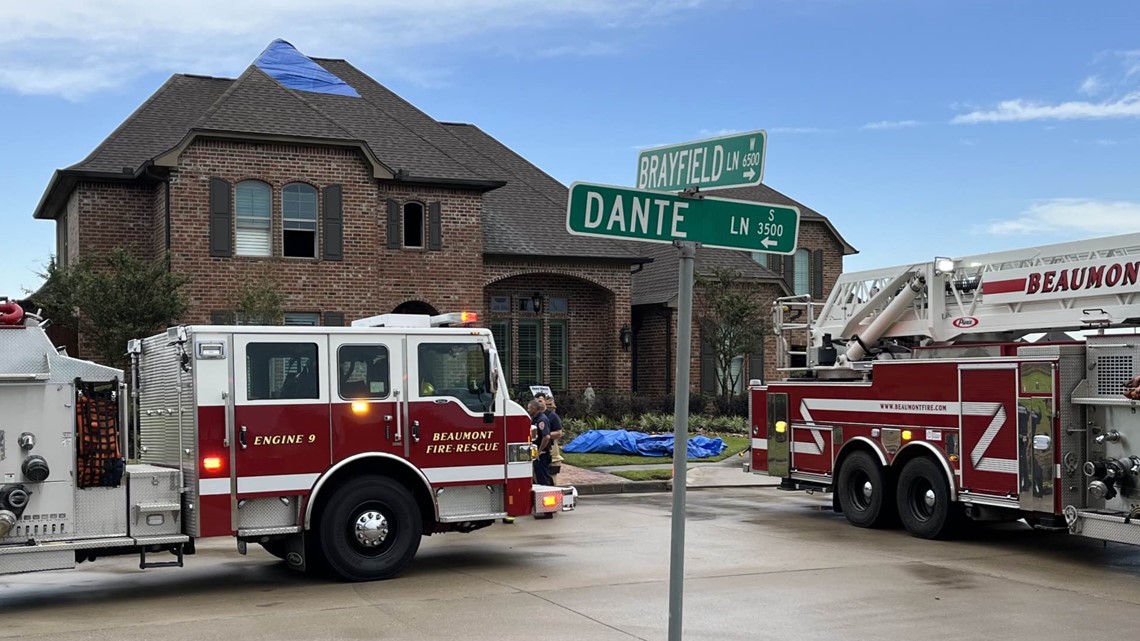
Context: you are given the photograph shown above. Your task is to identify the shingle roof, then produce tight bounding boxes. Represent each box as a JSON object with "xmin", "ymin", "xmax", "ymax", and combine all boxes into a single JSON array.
[
  {"xmin": 442, "ymin": 123, "xmax": 644, "ymax": 260},
  {"xmin": 632, "ymin": 242, "xmax": 788, "ymax": 306}
]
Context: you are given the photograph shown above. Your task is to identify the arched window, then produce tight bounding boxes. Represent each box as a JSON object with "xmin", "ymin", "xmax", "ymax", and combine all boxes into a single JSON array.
[
  {"xmin": 794, "ymin": 248, "xmax": 811, "ymax": 296},
  {"xmin": 282, "ymin": 183, "xmax": 318, "ymax": 258},
  {"xmin": 235, "ymin": 180, "xmax": 272, "ymax": 257},
  {"xmin": 403, "ymin": 202, "xmax": 424, "ymax": 248}
]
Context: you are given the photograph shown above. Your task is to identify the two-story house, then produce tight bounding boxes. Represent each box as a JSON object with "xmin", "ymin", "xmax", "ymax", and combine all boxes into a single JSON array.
[{"xmin": 31, "ymin": 39, "xmax": 854, "ymax": 399}]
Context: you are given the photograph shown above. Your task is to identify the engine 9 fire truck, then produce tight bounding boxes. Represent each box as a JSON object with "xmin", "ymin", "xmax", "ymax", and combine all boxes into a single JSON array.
[
  {"xmin": 749, "ymin": 232, "xmax": 1140, "ymax": 545},
  {"xmin": 0, "ymin": 304, "xmax": 573, "ymax": 580}
]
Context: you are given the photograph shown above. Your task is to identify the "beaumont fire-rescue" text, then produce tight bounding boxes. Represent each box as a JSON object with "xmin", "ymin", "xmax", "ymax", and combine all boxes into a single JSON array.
[
  {"xmin": 1026, "ymin": 262, "xmax": 1140, "ymax": 295},
  {"xmin": 425, "ymin": 430, "xmax": 500, "ymax": 454}
]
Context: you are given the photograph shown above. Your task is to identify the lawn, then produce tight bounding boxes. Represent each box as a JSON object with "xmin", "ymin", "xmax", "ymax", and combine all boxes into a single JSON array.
[
  {"xmin": 561, "ymin": 434, "xmax": 749, "ymax": 469},
  {"xmin": 611, "ymin": 469, "xmax": 674, "ymax": 482}
]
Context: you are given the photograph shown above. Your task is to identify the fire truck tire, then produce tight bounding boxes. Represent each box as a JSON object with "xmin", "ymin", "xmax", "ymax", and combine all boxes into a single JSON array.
[
  {"xmin": 836, "ymin": 450, "xmax": 895, "ymax": 528},
  {"xmin": 896, "ymin": 456, "xmax": 961, "ymax": 540},
  {"xmin": 317, "ymin": 476, "xmax": 423, "ymax": 581}
]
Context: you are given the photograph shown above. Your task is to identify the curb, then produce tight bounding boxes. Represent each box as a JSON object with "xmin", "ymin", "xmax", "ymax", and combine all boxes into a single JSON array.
[{"xmin": 574, "ymin": 480, "xmax": 783, "ymax": 495}]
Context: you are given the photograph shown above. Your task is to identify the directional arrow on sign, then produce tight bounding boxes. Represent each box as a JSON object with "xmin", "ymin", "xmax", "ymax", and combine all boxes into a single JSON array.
[
  {"xmin": 743, "ymin": 168, "xmax": 756, "ymax": 181},
  {"xmin": 760, "ymin": 237, "xmax": 777, "ymax": 249}
]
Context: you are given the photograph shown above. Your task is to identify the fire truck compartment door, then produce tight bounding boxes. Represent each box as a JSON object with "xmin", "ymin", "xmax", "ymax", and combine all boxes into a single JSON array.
[
  {"xmin": 232, "ymin": 335, "xmax": 331, "ymax": 510},
  {"xmin": 328, "ymin": 335, "xmax": 405, "ymax": 460},
  {"xmin": 958, "ymin": 364, "xmax": 1019, "ymax": 499},
  {"xmin": 407, "ymin": 335, "xmax": 505, "ymax": 488}
]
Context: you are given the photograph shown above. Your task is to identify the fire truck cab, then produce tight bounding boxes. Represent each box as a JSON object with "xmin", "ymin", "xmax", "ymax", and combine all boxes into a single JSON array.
[
  {"xmin": 749, "ymin": 232, "xmax": 1140, "ymax": 546},
  {"xmin": 0, "ymin": 305, "xmax": 573, "ymax": 581}
]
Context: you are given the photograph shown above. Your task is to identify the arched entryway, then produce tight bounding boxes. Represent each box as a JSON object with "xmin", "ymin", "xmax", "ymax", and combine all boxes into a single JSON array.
[
  {"xmin": 392, "ymin": 300, "xmax": 439, "ymax": 315},
  {"xmin": 483, "ymin": 272, "xmax": 627, "ymax": 398}
]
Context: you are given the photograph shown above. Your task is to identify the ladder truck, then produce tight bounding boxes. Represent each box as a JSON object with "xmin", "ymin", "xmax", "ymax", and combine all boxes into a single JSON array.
[
  {"xmin": 0, "ymin": 304, "xmax": 574, "ymax": 580},
  {"xmin": 748, "ymin": 232, "xmax": 1140, "ymax": 544}
]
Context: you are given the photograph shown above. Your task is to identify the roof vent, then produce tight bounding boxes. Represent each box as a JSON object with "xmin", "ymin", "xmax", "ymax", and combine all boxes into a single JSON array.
[{"xmin": 254, "ymin": 39, "xmax": 360, "ymax": 98}]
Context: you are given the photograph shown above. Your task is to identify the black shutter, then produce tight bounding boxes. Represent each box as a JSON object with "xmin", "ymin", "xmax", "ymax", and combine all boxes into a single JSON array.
[
  {"xmin": 323, "ymin": 185, "xmax": 343, "ymax": 261},
  {"xmin": 699, "ymin": 324, "xmax": 717, "ymax": 395},
  {"xmin": 428, "ymin": 201, "xmax": 442, "ymax": 251},
  {"xmin": 812, "ymin": 250, "xmax": 824, "ymax": 299},
  {"xmin": 323, "ymin": 311, "xmax": 345, "ymax": 327},
  {"xmin": 210, "ymin": 310, "xmax": 230, "ymax": 325},
  {"xmin": 209, "ymin": 178, "xmax": 232, "ymax": 257},
  {"xmin": 768, "ymin": 253, "xmax": 782, "ymax": 274},
  {"xmin": 386, "ymin": 198, "xmax": 400, "ymax": 249},
  {"xmin": 748, "ymin": 350, "xmax": 765, "ymax": 385},
  {"xmin": 782, "ymin": 255, "xmax": 795, "ymax": 291}
]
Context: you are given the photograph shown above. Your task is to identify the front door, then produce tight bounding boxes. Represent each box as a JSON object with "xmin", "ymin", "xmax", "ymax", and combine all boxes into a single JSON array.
[
  {"xmin": 232, "ymin": 335, "xmax": 331, "ymax": 519},
  {"xmin": 328, "ymin": 334, "xmax": 405, "ymax": 460},
  {"xmin": 406, "ymin": 335, "xmax": 503, "ymax": 487},
  {"xmin": 958, "ymin": 364, "xmax": 1019, "ymax": 498}
]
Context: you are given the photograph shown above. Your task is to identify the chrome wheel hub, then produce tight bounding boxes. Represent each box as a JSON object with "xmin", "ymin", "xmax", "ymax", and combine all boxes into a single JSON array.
[
  {"xmin": 862, "ymin": 481, "xmax": 874, "ymax": 502},
  {"xmin": 923, "ymin": 489, "xmax": 936, "ymax": 509},
  {"xmin": 354, "ymin": 511, "xmax": 389, "ymax": 547}
]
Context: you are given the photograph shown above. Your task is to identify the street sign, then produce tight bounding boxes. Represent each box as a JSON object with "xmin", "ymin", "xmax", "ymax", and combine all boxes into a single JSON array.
[
  {"xmin": 566, "ymin": 181, "xmax": 799, "ymax": 254},
  {"xmin": 637, "ymin": 130, "xmax": 766, "ymax": 193}
]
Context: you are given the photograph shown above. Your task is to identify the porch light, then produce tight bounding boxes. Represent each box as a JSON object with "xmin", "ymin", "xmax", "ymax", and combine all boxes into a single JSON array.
[{"xmin": 531, "ymin": 292, "xmax": 542, "ymax": 313}]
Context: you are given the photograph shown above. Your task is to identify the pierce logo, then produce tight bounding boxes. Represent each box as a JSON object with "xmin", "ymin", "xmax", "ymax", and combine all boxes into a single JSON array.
[{"xmin": 952, "ymin": 317, "xmax": 979, "ymax": 329}]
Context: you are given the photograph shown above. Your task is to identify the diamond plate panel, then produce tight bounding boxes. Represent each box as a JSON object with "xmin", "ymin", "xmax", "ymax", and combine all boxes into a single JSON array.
[
  {"xmin": 0, "ymin": 325, "xmax": 121, "ymax": 383},
  {"xmin": 1073, "ymin": 510, "xmax": 1140, "ymax": 545},
  {"xmin": 437, "ymin": 484, "xmax": 503, "ymax": 521},
  {"xmin": 237, "ymin": 497, "xmax": 298, "ymax": 529},
  {"xmin": 0, "ymin": 549, "xmax": 74, "ymax": 575},
  {"xmin": 128, "ymin": 464, "xmax": 181, "ymax": 537},
  {"xmin": 74, "ymin": 486, "xmax": 128, "ymax": 538}
]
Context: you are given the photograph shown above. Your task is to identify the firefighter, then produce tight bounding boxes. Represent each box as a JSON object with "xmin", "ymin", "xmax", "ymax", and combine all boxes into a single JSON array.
[{"xmin": 529, "ymin": 399, "xmax": 553, "ymax": 486}]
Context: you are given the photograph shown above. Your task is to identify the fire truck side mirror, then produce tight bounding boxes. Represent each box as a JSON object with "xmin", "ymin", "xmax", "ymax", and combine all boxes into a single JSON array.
[{"xmin": 483, "ymin": 411, "xmax": 494, "ymax": 424}]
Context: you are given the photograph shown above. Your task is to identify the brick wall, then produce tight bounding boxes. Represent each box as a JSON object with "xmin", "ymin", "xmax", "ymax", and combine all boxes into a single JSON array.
[
  {"xmin": 799, "ymin": 219, "xmax": 845, "ymax": 294},
  {"xmin": 151, "ymin": 181, "xmax": 168, "ymax": 259},
  {"xmin": 484, "ymin": 258, "xmax": 631, "ymax": 394},
  {"xmin": 168, "ymin": 139, "xmax": 485, "ymax": 322},
  {"xmin": 72, "ymin": 182, "xmax": 155, "ymax": 262},
  {"xmin": 633, "ymin": 305, "xmax": 670, "ymax": 395}
]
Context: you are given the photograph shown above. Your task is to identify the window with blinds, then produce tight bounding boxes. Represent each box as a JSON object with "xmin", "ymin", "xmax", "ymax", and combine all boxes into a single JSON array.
[
  {"xmin": 794, "ymin": 249, "xmax": 811, "ymax": 296},
  {"xmin": 490, "ymin": 320, "xmax": 511, "ymax": 386},
  {"xmin": 235, "ymin": 181, "xmax": 272, "ymax": 256},
  {"xmin": 517, "ymin": 320, "xmax": 541, "ymax": 385},
  {"xmin": 283, "ymin": 183, "xmax": 318, "ymax": 258},
  {"xmin": 549, "ymin": 320, "xmax": 567, "ymax": 391}
]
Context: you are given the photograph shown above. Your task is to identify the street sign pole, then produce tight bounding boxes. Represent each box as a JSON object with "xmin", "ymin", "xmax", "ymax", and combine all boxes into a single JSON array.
[{"xmin": 668, "ymin": 235, "xmax": 697, "ymax": 641}]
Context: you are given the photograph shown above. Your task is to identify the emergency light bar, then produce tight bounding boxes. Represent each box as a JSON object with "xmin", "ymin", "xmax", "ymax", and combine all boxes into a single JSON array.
[{"xmin": 351, "ymin": 311, "xmax": 478, "ymax": 328}]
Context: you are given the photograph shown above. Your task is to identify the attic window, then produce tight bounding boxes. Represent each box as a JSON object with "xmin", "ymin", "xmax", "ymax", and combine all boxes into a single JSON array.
[
  {"xmin": 283, "ymin": 183, "xmax": 318, "ymax": 258},
  {"xmin": 403, "ymin": 202, "xmax": 424, "ymax": 249}
]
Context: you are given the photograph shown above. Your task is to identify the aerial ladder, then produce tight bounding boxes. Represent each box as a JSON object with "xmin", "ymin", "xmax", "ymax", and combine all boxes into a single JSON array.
[{"xmin": 775, "ymin": 231, "xmax": 1140, "ymax": 377}]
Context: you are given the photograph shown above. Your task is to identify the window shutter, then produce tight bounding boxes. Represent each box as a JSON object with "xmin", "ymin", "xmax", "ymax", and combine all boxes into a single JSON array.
[
  {"xmin": 210, "ymin": 310, "xmax": 231, "ymax": 325},
  {"xmin": 386, "ymin": 198, "xmax": 400, "ymax": 249},
  {"xmin": 699, "ymin": 326, "xmax": 717, "ymax": 395},
  {"xmin": 782, "ymin": 255, "xmax": 795, "ymax": 291},
  {"xmin": 209, "ymin": 178, "xmax": 232, "ymax": 257},
  {"xmin": 322, "ymin": 185, "xmax": 343, "ymax": 261},
  {"xmin": 428, "ymin": 201, "xmax": 442, "ymax": 251},
  {"xmin": 812, "ymin": 250, "xmax": 824, "ymax": 299},
  {"xmin": 748, "ymin": 350, "xmax": 765, "ymax": 386},
  {"xmin": 768, "ymin": 254, "xmax": 782, "ymax": 274},
  {"xmin": 323, "ymin": 311, "xmax": 345, "ymax": 326}
]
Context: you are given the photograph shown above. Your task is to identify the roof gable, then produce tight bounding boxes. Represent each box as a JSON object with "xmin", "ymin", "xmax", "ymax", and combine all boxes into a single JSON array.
[{"xmin": 253, "ymin": 39, "xmax": 360, "ymax": 97}]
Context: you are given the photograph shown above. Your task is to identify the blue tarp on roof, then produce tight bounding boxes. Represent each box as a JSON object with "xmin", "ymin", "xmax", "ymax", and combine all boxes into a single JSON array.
[
  {"xmin": 254, "ymin": 39, "xmax": 360, "ymax": 97},
  {"xmin": 562, "ymin": 429, "xmax": 727, "ymax": 458}
]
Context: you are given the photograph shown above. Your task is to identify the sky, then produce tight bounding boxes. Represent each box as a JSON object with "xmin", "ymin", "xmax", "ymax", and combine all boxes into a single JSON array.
[{"xmin": 2, "ymin": 0, "xmax": 1139, "ymax": 298}]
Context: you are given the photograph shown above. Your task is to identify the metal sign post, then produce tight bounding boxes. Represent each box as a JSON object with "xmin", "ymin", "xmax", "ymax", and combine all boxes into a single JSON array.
[{"xmin": 668, "ymin": 236, "xmax": 697, "ymax": 641}]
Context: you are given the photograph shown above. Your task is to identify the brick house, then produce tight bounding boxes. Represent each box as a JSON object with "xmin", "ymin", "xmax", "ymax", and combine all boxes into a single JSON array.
[{"xmin": 31, "ymin": 40, "xmax": 853, "ymax": 399}]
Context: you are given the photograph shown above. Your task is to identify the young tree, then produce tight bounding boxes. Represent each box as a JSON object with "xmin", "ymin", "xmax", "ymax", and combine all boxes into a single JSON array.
[
  {"xmin": 32, "ymin": 250, "xmax": 188, "ymax": 370},
  {"xmin": 234, "ymin": 270, "xmax": 285, "ymax": 325},
  {"xmin": 695, "ymin": 267, "xmax": 768, "ymax": 401}
]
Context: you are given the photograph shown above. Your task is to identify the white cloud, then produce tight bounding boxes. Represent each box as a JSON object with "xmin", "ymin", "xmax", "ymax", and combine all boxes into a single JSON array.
[
  {"xmin": 698, "ymin": 128, "xmax": 743, "ymax": 137},
  {"xmin": 951, "ymin": 93, "xmax": 1140, "ymax": 124},
  {"xmin": 0, "ymin": 0, "xmax": 703, "ymax": 98},
  {"xmin": 861, "ymin": 119, "xmax": 919, "ymax": 130},
  {"xmin": 959, "ymin": 138, "xmax": 980, "ymax": 146},
  {"xmin": 1079, "ymin": 75, "xmax": 1105, "ymax": 95},
  {"xmin": 984, "ymin": 199, "xmax": 1140, "ymax": 235}
]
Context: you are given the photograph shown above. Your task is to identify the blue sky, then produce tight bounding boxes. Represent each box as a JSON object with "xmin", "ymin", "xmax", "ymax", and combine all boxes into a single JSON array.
[{"xmin": 2, "ymin": 0, "xmax": 1139, "ymax": 297}]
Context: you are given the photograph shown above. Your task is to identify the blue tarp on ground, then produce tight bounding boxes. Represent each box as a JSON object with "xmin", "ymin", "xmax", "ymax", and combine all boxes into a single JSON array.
[
  {"xmin": 254, "ymin": 39, "xmax": 361, "ymax": 97},
  {"xmin": 562, "ymin": 429, "xmax": 727, "ymax": 458}
]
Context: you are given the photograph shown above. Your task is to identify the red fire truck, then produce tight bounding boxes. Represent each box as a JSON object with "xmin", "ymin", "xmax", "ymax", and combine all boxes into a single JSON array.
[
  {"xmin": 748, "ymin": 232, "xmax": 1140, "ymax": 545},
  {"xmin": 0, "ymin": 305, "xmax": 573, "ymax": 580}
]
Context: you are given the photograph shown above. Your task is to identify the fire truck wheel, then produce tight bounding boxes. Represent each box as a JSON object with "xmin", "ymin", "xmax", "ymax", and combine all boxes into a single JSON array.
[
  {"xmin": 318, "ymin": 476, "xmax": 423, "ymax": 581},
  {"xmin": 836, "ymin": 450, "xmax": 895, "ymax": 528},
  {"xmin": 896, "ymin": 456, "xmax": 961, "ymax": 540}
]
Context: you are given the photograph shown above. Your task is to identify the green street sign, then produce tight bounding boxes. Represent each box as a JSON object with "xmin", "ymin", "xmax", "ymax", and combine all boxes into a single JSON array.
[
  {"xmin": 565, "ymin": 182, "xmax": 799, "ymax": 254},
  {"xmin": 637, "ymin": 130, "xmax": 767, "ymax": 192}
]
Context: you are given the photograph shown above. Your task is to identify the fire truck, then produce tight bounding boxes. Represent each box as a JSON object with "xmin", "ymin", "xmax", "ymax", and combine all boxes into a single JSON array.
[
  {"xmin": 748, "ymin": 232, "xmax": 1140, "ymax": 545},
  {"xmin": 0, "ymin": 304, "xmax": 573, "ymax": 580}
]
